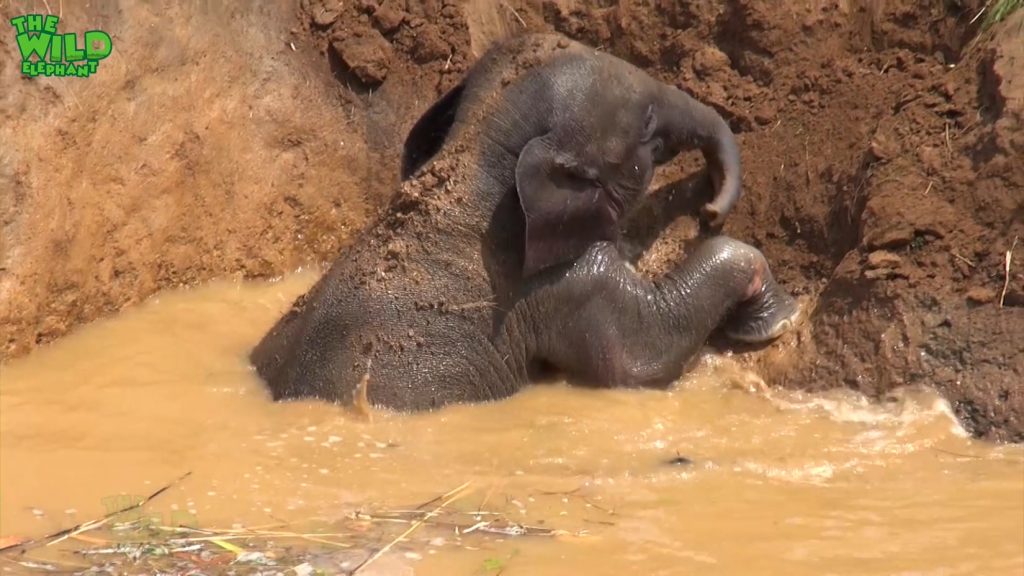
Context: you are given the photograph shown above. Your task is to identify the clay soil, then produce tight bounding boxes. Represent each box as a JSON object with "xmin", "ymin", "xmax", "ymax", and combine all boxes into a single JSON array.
[{"xmin": 2, "ymin": 0, "xmax": 1022, "ymax": 441}]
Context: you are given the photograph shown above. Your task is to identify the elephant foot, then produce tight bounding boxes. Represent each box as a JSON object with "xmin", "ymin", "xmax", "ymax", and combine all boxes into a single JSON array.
[{"xmin": 723, "ymin": 274, "xmax": 801, "ymax": 344}]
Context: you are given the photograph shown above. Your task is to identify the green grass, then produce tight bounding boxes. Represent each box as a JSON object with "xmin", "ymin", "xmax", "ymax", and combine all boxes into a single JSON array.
[{"xmin": 982, "ymin": 0, "xmax": 1023, "ymax": 29}]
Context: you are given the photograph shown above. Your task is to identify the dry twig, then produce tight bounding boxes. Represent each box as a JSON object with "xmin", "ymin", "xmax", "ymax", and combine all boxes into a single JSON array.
[
  {"xmin": 349, "ymin": 480, "xmax": 474, "ymax": 575},
  {"xmin": 951, "ymin": 251, "xmax": 975, "ymax": 267},
  {"xmin": 0, "ymin": 471, "xmax": 192, "ymax": 554},
  {"xmin": 999, "ymin": 235, "xmax": 1018, "ymax": 307},
  {"xmin": 502, "ymin": 1, "xmax": 527, "ymax": 27},
  {"xmin": 971, "ymin": 1, "xmax": 992, "ymax": 24}
]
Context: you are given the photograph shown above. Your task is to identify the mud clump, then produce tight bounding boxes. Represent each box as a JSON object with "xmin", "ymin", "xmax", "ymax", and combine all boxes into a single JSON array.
[
  {"xmin": 2, "ymin": 1, "xmax": 1022, "ymax": 441},
  {"xmin": 330, "ymin": 29, "xmax": 394, "ymax": 86}
]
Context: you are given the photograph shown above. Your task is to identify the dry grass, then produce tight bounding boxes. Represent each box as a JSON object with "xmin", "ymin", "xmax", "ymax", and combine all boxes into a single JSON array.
[
  {"xmin": 981, "ymin": 0, "xmax": 1023, "ymax": 29},
  {"xmin": 0, "ymin": 479, "xmax": 591, "ymax": 575}
]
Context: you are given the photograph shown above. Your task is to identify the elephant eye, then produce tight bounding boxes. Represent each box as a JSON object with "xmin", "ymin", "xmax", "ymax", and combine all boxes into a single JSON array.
[{"xmin": 651, "ymin": 138, "xmax": 664, "ymax": 158}]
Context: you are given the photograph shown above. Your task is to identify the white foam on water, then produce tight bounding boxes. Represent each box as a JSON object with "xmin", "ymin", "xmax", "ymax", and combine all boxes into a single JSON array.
[{"xmin": 767, "ymin": 385, "xmax": 969, "ymax": 438}]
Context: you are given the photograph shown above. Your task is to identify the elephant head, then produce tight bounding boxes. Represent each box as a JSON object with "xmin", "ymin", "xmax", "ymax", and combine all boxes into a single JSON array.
[
  {"xmin": 400, "ymin": 36, "xmax": 743, "ymax": 278},
  {"xmin": 512, "ymin": 56, "xmax": 743, "ymax": 276}
]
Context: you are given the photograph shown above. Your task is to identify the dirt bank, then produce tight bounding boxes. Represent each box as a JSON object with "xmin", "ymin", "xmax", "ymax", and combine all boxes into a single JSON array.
[
  {"xmin": 0, "ymin": 1, "xmax": 381, "ymax": 355},
  {"xmin": 2, "ymin": 0, "xmax": 1022, "ymax": 441}
]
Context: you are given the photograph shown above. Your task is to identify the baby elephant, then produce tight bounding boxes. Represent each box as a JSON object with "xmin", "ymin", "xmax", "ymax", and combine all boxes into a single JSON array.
[{"xmin": 250, "ymin": 33, "xmax": 800, "ymax": 410}]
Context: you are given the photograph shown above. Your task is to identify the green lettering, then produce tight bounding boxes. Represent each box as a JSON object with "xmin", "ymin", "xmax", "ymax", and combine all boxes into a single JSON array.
[
  {"xmin": 10, "ymin": 16, "xmax": 27, "ymax": 34},
  {"xmin": 13, "ymin": 15, "xmax": 108, "ymax": 78},
  {"xmin": 50, "ymin": 32, "xmax": 63, "ymax": 61},
  {"xmin": 63, "ymin": 33, "xmax": 85, "ymax": 61},
  {"xmin": 26, "ymin": 14, "xmax": 42, "ymax": 32},
  {"xmin": 15, "ymin": 31, "xmax": 51, "ymax": 61},
  {"xmin": 43, "ymin": 14, "xmax": 58, "ymax": 34},
  {"xmin": 84, "ymin": 30, "xmax": 112, "ymax": 60}
]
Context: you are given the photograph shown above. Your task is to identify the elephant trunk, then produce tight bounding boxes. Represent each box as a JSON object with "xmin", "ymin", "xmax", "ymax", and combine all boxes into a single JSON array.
[{"xmin": 658, "ymin": 85, "xmax": 742, "ymax": 227}]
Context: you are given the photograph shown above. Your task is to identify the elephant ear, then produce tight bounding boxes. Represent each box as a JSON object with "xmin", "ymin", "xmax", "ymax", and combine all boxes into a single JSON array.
[{"xmin": 515, "ymin": 136, "xmax": 619, "ymax": 277}]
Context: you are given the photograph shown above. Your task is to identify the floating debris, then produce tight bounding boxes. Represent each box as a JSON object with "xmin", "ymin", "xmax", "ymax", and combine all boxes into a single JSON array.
[
  {"xmin": 1, "ymin": 479, "xmax": 598, "ymax": 574},
  {"xmin": 666, "ymin": 454, "xmax": 694, "ymax": 466}
]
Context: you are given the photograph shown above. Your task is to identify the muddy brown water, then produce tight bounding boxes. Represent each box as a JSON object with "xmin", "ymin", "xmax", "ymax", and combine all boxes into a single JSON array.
[{"xmin": 1, "ymin": 271, "xmax": 1022, "ymax": 575}]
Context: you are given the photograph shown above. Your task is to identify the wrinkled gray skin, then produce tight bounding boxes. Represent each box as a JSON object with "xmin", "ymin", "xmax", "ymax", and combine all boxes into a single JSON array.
[{"xmin": 250, "ymin": 34, "xmax": 799, "ymax": 411}]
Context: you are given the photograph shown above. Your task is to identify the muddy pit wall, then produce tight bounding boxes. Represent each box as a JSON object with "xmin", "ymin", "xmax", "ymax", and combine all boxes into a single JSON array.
[{"xmin": 1, "ymin": 0, "xmax": 1022, "ymax": 441}]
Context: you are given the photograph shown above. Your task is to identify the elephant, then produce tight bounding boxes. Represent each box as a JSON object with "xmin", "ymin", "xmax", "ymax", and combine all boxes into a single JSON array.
[{"xmin": 249, "ymin": 33, "xmax": 800, "ymax": 411}]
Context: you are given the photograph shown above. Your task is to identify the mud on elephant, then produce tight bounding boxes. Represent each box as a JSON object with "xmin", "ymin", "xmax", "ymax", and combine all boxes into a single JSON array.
[{"xmin": 249, "ymin": 33, "xmax": 800, "ymax": 411}]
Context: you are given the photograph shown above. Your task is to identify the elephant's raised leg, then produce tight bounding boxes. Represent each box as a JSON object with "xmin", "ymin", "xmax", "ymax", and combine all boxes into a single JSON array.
[
  {"xmin": 521, "ymin": 236, "xmax": 799, "ymax": 389},
  {"xmin": 720, "ymin": 254, "xmax": 801, "ymax": 344}
]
